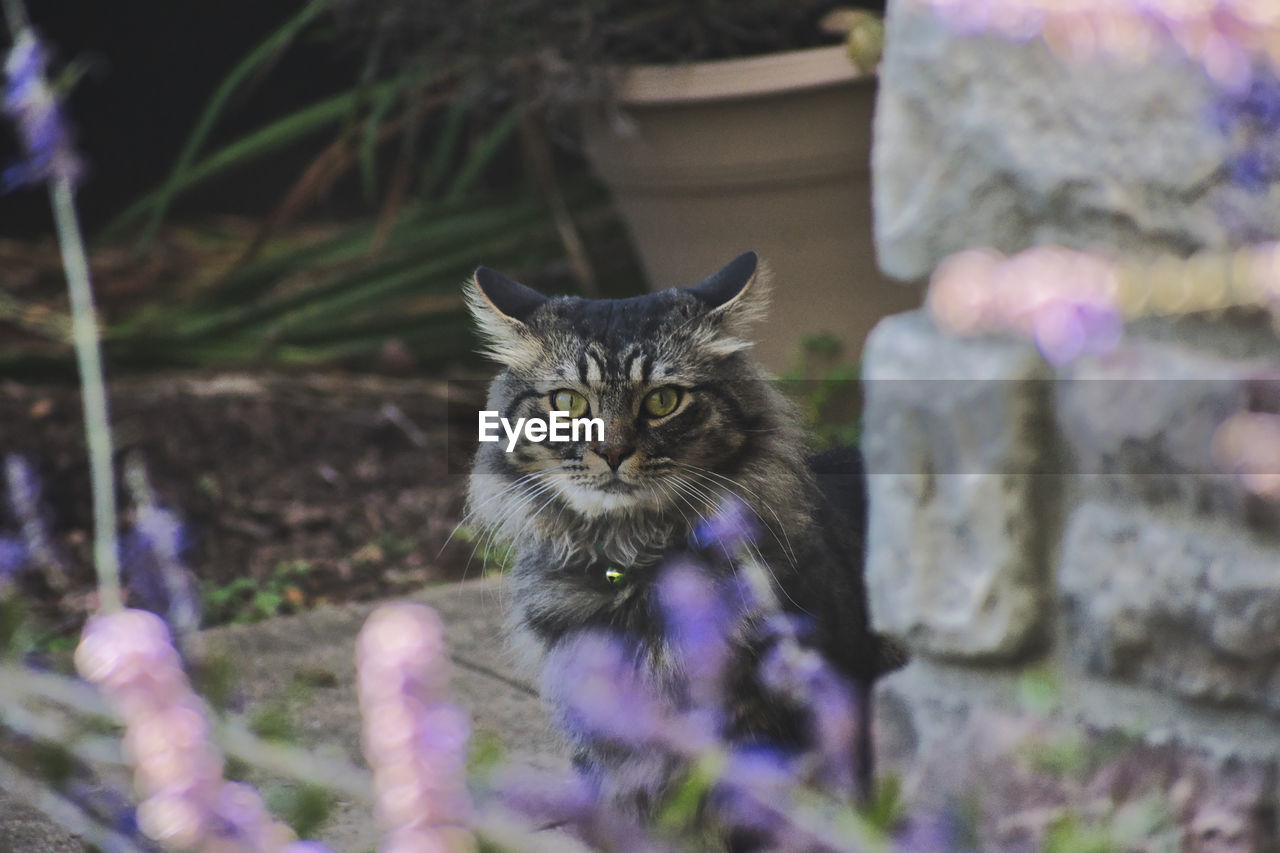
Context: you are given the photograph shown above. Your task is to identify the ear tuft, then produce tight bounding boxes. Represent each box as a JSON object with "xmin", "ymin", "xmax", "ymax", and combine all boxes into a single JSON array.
[
  {"xmin": 473, "ymin": 266, "xmax": 549, "ymax": 322},
  {"xmin": 464, "ymin": 267, "xmax": 548, "ymax": 368},
  {"xmin": 688, "ymin": 251, "xmax": 759, "ymax": 310},
  {"xmin": 685, "ymin": 252, "xmax": 771, "ymax": 351}
]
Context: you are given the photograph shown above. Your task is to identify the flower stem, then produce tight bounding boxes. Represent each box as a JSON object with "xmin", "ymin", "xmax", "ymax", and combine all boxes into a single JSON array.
[
  {"xmin": 0, "ymin": 754, "xmax": 151, "ymax": 853},
  {"xmin": 50, "ymin": 177, "xmax": 122, "ymax": 613},
  {"xmin": 0, "ymin": 0, "xmax": 28, "ymax": 35}
]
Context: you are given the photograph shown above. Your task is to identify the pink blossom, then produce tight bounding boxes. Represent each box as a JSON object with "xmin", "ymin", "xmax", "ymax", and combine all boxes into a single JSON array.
[
  {"xmin": 76, "ymin": 608, "xmax": 325, "ymax": 852},
  {"xmin": 356, "ymin": 603, "xmax": 475, "ymax": 852}
]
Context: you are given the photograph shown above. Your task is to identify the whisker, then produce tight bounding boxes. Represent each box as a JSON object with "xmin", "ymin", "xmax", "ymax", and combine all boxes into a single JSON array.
[
  {"xmin": 673, "ymin": 462, "xmax": 799, "ymax": 568},
  {"xmin": 445, "ymin": 470, "xmax": 547, "ymax": 556}
]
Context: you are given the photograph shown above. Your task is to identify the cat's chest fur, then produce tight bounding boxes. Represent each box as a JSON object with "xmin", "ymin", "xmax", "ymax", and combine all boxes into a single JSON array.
[{"xmin": 505, "ymin": 502, "xmax": 714, "ymax": 654}]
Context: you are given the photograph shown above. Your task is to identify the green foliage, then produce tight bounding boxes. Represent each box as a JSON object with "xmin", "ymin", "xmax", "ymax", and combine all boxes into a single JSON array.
[
  {"xmin": 1044, "ymin": 796, "xmax": 1177, "ymax": 853},
  {"xmin": 250, "ymin": 700, "xmax": 297, "ymax": 744},
  {"xmin": 30, "ymin": 741, "xmax": 75, "ymax": 789},
  {"xmin": 130, "ymin": 0, "xmax": 334, "ymax": 247},
  {"xmin": 0, "ymin": 591, "xmax": 78, "ymax": 662},
  {"xmin": 191, "ymin": 650, "xmax": 241, "ymax": 713},
  {"xmin": 0, "ymin": 593, "xmax": 28, "ymax": 659},
  {"xmin": 265, "ymin": 782, "xmax": 334, "ymax": 839},
  {"xmin": 0, "ymin": 0, "xmax": 633, "ymax": 379},
  {"xmin": 1024, "ymin": 730, "xmax": 1089, "ymax": 778},
  {"xmin": 655, "ymin": 751, "xmax": 723, "ymax": 837},
  {"xmin": 450, "ymin": 524, "xmax": 513, "ymax": 573},
  {"xmin": 1017, "ymin": 665, "xmax": 1063, "ymax": 716},
  {"xmin": 202, "ymin": 560, "xmax": 313, "ymax": 625},
  {"xmin": 778, "ymin": 332, "xmax": 863, "ymax": 449},
  {"xmin": 859, "ymin": 772, "xmax": 905, "ymax": 834}
]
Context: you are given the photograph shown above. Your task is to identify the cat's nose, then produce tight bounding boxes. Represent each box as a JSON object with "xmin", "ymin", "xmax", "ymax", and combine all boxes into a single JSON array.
[{"xmin": 593, "ymin": 443, "xmax": 635, "ymax": 472}]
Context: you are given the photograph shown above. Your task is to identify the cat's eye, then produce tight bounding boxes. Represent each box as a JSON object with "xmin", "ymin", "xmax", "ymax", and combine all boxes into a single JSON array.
[
  {"xmin": 550, "ymin": 389, "xmax": 589, "ymax": 418},
  {"xmin": 642, "ymin": 386, "xmax": 681, "ymax": 418}
]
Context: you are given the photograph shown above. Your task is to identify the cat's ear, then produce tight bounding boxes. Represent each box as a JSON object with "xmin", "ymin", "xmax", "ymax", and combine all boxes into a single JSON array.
[
  {"xmin": 687, "ymin": 251, "xmax": 771, "ymax": 351},
  {"xmin": 465, "ymin": 267, "xmax": 549, "ymax": 368}
]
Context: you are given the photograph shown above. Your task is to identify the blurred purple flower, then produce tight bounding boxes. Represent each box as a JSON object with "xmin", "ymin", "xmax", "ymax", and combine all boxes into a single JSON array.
[
  {"xmin": 709, "ymin": 746, "xmax": 795, "ymax": 840},
  {"xmin": 690, "ymin": 495, "xmax": 757, "ymax": 552},
  {"xmin": 1030, "ymin": 299, "xmax": 1124, "ymax": 367},
  {"xmin": 120, "ymin": 504, "xmax": 202, "ymax": 644},
  {"xmin": 356, "ymin": 603, "xmax": 475, "ymax": 847},
  {"xmin": 657, "ymin": 562, "xmax": 736, "ymax": 710},
  {"xmin": 542, "ymin": 631, "xmax": 670, "ymax": 749},
  {"xmin": 929, "ymin": 246, "xmax": 1124, "ymax": 366},
  {"xmin": 1212, "ymin": 411, "xmax": 1280, "ymax": 500},
  {"xmin": 760, "ymin": 641, "xmax": 860, "ymax": 793},
  {"xmin": 3, "ymin": 454, "xmax": 67, "ymax": 583},
  {"xmin": 2, "ymin": 29, "xmax": 82, "ymax": 190},
  {"xmin": 0, "ymin": 535, "xmax": 27, "ymax": 580},
  {"xmin": 1213, "ymin": 64, "xmax": 1280, "ymax": 193},
  {"xmin": 893, "ymin": 808, "xmax": 974, "ymax": 853},
  {"xmin": 76, "ymin": 608, "xmax": 315, "ymax": 850},
  {"xmin": 492, "ymin": 766, "xmax": 671, "ymax": 852}
]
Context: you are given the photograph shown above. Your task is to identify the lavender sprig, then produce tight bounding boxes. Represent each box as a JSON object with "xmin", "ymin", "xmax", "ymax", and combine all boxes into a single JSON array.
[
  {"xmin": 1, "ymin": 29, "xmax": 81, "ymax": 189},
  {"xmin": 2, "ymin": 17, "xmax": 121, "ymax": 612},
  {"xmin": 356, "ymin": 602, "xmax": 476, "ymax": 852},
  {"xmin": 75, "ymin": 608, "xmax": 326, "ymax": 851},
  {"xmin": 4, "ymin": 454, "xmax": 68, "ymax": 587}
]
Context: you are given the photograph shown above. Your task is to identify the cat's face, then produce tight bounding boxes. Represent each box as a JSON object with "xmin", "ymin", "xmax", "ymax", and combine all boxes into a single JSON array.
[{"xmin": 468, "ymin": 253, "xmax": 775, "ymax": 519}]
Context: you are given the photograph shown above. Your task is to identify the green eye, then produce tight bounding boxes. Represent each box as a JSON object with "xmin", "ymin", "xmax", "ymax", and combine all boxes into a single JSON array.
[
  {"xmin": 551, "ymin": 389, "xmax": 589, "ymax": 418},
  {"xmin": 642, "ymin": 386, "xmax": 681, "ymax": 418}
]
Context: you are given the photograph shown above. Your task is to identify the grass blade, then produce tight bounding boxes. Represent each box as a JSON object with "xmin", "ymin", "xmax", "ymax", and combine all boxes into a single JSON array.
[{"xmin": 135, "ymin": 0, "xmax": 332, "ymax": 246}]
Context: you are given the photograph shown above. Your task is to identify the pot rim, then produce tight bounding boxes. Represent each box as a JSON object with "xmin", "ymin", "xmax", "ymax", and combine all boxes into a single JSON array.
[{"xmin": 612, "ymin": 44, "xmax": 874, "ymax": 106}]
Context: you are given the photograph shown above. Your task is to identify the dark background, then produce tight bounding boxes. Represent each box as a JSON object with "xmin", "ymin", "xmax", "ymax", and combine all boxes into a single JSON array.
[{"xmin": 2, "ymin": 1, "xmax": 362, "ymax": 238}]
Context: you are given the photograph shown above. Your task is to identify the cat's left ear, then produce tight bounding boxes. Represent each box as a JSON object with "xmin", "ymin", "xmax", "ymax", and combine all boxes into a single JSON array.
[
  {"xmin": 687, "ymin": 251, "xmax": 771, "ymax": 347},
  {"xmin": 465, "ymin": 267, "xmax": 549, "ymax": 368}
]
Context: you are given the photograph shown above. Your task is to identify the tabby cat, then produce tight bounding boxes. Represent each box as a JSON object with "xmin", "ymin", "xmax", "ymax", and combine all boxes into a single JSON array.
[{"xmin": 464, "ymin": 252, "xmax": 904, "ymax": 808}]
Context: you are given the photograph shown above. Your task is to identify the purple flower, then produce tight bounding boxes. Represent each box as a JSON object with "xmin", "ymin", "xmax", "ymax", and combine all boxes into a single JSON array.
[
  {"xmin": 1030, "ymin": 299, "xmax": 1124, "ymax": 366},
  {"xmin": 120, "ymin": 504, "xmax": 202, "ymax": 643},
  {"xmin": 542, "ymin": 631, "xmax": 670, "ymax": 749},
  {"xmin": 76, "ymin": 608, "xmax": 312, "ymax": 850},
  {"xmin": 690, "ymin": 496, "xmax": 758, "ymax": 552},
  {"xmin": 1212, "ymin": 63, "xmax": 1280, "ymax": 194},
  {"xmin": 2, "ymin": 30, "xmax": 82, "ymax": 190},
  {"xmin": 0, "ymin": 535, "xmax": 27, "ymax": 580},
  {"xmin": 356, "ymin": 603, "xmax": 475, "ymax": 845},
  {"xmin": 760, "ymin": 641, "xmax": 860, "ymax": 793},
  {"xmin": 493, "ymin": 765, "xmax": 673, "ymax": 853},
  {"xmin": 3, "ymin": 454, "xmax": 64, "ymax": 577},
  {"xmin": 657, "ymin": 562, "xmax": 737, "ymax": 709},
  {"xmin": 709, "ymin": 746, "xmax": 795, "ymax": 839},
  {"xmin": 893, "ymin": 808, "xmax": 974, "ymax": 853}
]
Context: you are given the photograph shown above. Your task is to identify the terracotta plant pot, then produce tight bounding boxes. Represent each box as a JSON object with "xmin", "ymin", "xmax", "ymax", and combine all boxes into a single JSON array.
[{"xmin": 582, "ymin": 45, "xmax": 919, "ymax": 371}]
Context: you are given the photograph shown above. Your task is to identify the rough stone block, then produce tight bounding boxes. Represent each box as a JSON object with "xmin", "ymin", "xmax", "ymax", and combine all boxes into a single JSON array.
[
  {"xmin": 1059, "ymin": 501, "xmax": 1280, "ymax": 714},
  {"xmin": 862, "ymin": 311, "xmax": 1055, "ymax": 660},
  {"xmin": 875, "ymin": 667, "xmax": 1279, "ymax": 853},
  {"xmin": 1056, "ymin": 331, "xmax": 1280, "ymax": 529},
  {"xmin": 872, "ymin": 1, "xmax": 1278, "ymax": 281}
]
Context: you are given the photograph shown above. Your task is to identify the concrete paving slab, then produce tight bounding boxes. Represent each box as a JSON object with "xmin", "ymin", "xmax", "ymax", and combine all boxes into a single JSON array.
[{"xmin": 0, "ymin": 577, "xmax": 567, "ymax": 853}]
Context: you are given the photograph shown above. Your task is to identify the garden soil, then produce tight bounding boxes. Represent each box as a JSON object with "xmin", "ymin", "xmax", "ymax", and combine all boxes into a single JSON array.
[{"xmin": 0, "ymin": 372, "xmax": 488, "ymax": 632}]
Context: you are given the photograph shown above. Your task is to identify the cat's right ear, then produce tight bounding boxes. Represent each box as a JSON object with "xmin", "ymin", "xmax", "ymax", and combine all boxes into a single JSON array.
[{"xmin": 465, "ymin": 267, "xmax": 549, "ymax": 368}]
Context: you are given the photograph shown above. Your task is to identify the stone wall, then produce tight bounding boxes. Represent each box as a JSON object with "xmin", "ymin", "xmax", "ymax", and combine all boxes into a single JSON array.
[{"xmin": 865, "ymin": 3, "xmax": 1280, "ymax": 850}]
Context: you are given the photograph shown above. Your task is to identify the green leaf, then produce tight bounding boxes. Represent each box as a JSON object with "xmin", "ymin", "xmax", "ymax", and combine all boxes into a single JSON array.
[
  {"xmin": 100, "ymin": 78, "xmax": 404, "ymax": 243},
  {"xmin": 421, "ymin": 100, "xmax": 468, "ymax": 199},
  {"xmin": 442, "ymin": 104, "xmax": 521, "ymax": 204},
  {"xmin": 251, "ymin": 590, "xmax": 284, "ymax": 618},
  {"xmin": 135, "ymin": 0, "xmax": 333, "ymax": 246},
  {"xmin": 250, "ymin": 701, "xmax": 296, "ymax": 743},
  {"xmin": 266, "ymin": 783, "xmax": 333, "ymax": 839}
]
